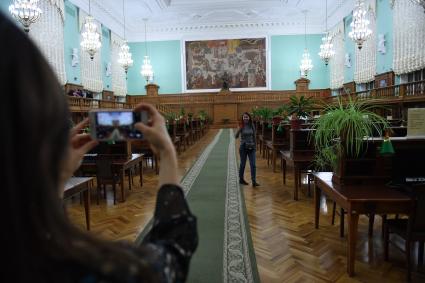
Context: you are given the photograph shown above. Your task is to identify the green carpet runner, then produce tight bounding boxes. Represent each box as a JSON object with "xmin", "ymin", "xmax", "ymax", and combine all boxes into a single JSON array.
[{"xmin": 136, "ymin": 129, "xmax": 259, "ymax": 283}]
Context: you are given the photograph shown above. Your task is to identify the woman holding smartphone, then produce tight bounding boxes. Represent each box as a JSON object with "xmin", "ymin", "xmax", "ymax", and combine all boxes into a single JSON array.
[
  {"xmin": 235, "ymin": 112, "xmax": 260, "ymax": 187},
  {"xmin": 1, "ymin": 12, "xmax": 197, "ymax": 283}
]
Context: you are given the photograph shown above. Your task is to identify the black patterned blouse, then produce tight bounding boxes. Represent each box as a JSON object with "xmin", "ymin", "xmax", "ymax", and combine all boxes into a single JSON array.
[{"xmin": 68, "ymin": 184, "xmax": 198, "ymax": 283}]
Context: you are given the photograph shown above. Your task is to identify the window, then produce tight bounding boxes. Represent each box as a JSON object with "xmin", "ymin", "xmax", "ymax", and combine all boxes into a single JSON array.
[
  {"xmin": 400, "ymin": 68, "xmax": 425, "ymax": 83},
  {"xmin": 401, "ymin": 68, "xmax": 425, "ymax": 95}
]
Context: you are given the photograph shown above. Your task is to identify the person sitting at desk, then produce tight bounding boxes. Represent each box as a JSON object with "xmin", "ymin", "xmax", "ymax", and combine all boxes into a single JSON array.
[{"xmin": 1, "ymin": 11, "xmax": 197, "ymax": 283}]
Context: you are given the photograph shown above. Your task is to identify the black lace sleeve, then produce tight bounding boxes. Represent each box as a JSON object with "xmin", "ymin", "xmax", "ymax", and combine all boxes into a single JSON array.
[{"xmin": 141, "ymin": 184, "xmax": 198, "ymax": 282}]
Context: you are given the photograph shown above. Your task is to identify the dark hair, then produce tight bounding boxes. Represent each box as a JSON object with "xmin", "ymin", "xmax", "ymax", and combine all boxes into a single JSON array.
[
  {"xmin": 0, "ymin": 13, "xmax": 154, "ymax": 282},
  {"xmin": 239, "ymin": 112, "xmax": 253, "ymax": 129}
]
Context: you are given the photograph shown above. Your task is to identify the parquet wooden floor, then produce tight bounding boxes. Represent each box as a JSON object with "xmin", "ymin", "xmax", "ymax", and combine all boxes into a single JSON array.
[
  {"xmin": 67, "ymin": 130, "xmax": 425, "ymax": 282},
  {"xmin": 241, "ymin": 147, "xmax": 425, "ymax": 283}
]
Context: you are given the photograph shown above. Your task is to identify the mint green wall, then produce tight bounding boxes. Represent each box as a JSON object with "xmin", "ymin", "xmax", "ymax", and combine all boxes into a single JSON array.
[
  {"xmin": 344, "ymin": 14, "xmax": 356, "ymax": 83},
  {"xmin": 0, "ymin": 0, "xmax": 12, "ymax": 19},
  {"xmin": 376, "ymin": 0, "xmax": 393, "ymax": 74},
  {"xmin": 271, "ymin": 34, "xmax": 329, "ymax": 90},
  {"xmin": 101, "ymin": 25, "xmax": 112, "ymax": 90},
  {"xmin": 127, "ymin": 41, "xmax": 182, "ymax": 95},
  {"xmin": 64, "ymin": 0, "xmax": 81, "ymax": 84}
]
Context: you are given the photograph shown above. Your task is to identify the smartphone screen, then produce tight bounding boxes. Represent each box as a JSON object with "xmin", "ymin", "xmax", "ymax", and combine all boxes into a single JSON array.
[{"xmin": 89, "ymin": 110, "xmax": 148, "ymax": 141}]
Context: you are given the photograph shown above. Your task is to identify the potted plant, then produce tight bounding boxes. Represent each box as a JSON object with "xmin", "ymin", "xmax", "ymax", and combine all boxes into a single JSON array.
[
  {"xmin": 288, "ymin": 95, "xmax": 315, "ymax": 129},
  {"xmin": 312, "ymin": 96, "xmax": 390, "ymax": 184},
  {"xmin": 187, "ymin": 112, "xmax": 194, "ymax": 120},
  {"xmin": 270, "ymin": 105, "xmax": 286, "ymax": 124}
]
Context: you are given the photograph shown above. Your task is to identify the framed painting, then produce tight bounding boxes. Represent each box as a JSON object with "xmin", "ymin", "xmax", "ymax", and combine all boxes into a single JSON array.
[{"xmin": 184, "ymin": 38, "xmax": 267, "ymax": 92}]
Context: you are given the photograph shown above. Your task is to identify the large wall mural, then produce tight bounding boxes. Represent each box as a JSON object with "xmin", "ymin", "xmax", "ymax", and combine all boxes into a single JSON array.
[{"xmin": 185, "ymin": 38, "xmax": 267, "ymax": 90}]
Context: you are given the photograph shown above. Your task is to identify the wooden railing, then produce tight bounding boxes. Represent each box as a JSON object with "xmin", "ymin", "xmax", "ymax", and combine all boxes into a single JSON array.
[
  {"xmin": 327, "ymin": 80, "xmax": 425, "ymax": 104},
  {"xmin": 127, "ymin": 89, "xmax": 329, "ymax": 106},
  {"xmin": 67, "ymin": 96, "xmax": 172, "ymax": 114},
  {"xmin": 67, "ymin": 80, "xmax": 425, "ymax": 117}
]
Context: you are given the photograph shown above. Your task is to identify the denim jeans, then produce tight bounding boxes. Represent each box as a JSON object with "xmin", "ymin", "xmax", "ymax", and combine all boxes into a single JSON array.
[{"xmin": 239, "ymin": 145, "xmax": 256, "ymax": 182}]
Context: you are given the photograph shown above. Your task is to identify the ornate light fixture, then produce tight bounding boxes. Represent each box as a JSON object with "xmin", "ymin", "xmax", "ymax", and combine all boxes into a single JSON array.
[
  {"xmin": 140, "ymin": 19, "xmax": 154, "ymax": 84},
  {"xmin": 80, "ymin": 0, "xmax": 101, "ymax": 60},
  {"xmin": 318, "ymin": 0, "xmax": 335, "ymax": 65},
  {"xmin": 349, "ymin": 0, "xmax": 372, "ymax": 50},
  {"xmin": 300, "ymin": 11, "xmax": 313, "ymax": 77},
  {"xmin": 117, "ymin": 0, "xmax": 133, "ymax": 76},
  {"xmin": 9, "ymin": 0, "xmax": 42, "ymax": 33}
]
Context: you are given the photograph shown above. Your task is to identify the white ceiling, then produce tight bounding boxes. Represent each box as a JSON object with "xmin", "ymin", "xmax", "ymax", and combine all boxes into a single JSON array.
[{"xmin": 70, "ymin": 0, "xmax": 354, "ymax": 41}]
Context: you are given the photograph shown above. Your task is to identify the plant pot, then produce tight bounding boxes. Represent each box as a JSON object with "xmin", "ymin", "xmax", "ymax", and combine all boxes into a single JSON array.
[
  {"xmin": 290, "ymin": 119, "xmax": 302, "ymax": 129},
  {"xmin": 272, "ymin": 116, "xmax": 283, "ymax": 125}
]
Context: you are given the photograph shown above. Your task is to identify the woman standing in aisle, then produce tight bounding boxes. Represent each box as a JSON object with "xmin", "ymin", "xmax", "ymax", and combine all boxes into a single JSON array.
[{"xmin": 235, "ymin": 112, "xmax": 260, "ymax": 187}]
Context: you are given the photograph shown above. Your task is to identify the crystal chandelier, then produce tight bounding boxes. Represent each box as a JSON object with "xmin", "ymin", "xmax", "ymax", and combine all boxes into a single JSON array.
[
  {"xmin": 118, "ymin": 43, "xmax": 133, "ymax": 75},
  {"xmin": 118, "ymin": 0, "xmax": 133, "ymax": 76},
  {"xmin": 80, "ymin": 0, "xmax": 101, "ymax": 60},
  {"xmin": 349, "ymin": 0, "xmax": 372, "ymax": 50},
  {"xmin": 300, "ymin": 11, "xmax": 313, "ymax": 77},
  {"xmin": 318, "ymin": 0, "xmax": 335, "ymax": 65},
  {"xmin": 140, "ymin": 19, "xmax": 154, "ymax": 84},
  {"xmin": 9, "ymin": 0, "xmax": 42, "ymax": 33},
  {"xmin": 300, "ymin": 49, "xmax": 313, "ymax": 77}
]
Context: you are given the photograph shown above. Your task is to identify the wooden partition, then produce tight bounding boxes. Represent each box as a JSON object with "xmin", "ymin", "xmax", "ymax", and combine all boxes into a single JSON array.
[{"xmin": 127, "ymin": 89, "xmax": 329, "ymax": 127}]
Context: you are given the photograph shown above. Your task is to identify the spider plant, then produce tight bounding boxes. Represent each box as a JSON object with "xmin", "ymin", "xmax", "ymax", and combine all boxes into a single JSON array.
[{"xmin": 312, "ymin": 96, "xmax": 390, "ymax": 170}]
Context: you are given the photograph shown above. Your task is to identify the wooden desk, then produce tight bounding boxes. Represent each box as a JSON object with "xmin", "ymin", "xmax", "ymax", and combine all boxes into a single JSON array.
[
  {"xmin": 64, "ymin": 177, "xmax": 94, "ymax": 230},
  {"xmin": 314, "ymin": 172, "xmax": 413, "ymax": 276},
  {"xmin": 281, "ymin": 150, "xmax": 314, "ymax": 200},
  {"xmin": 80, "ymin": 154, "xmax": 144, "ymax": 202}
]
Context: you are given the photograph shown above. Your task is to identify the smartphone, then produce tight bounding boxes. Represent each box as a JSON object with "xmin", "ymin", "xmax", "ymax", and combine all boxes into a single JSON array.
[{"xmin": 88, "ymin": 109, "xmax": 148, "ymax": 141}]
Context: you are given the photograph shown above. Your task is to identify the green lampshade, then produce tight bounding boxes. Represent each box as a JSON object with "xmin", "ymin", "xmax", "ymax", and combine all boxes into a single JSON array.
[
  {"xmin": 380, "ymin": 138, "xmax": 395, "ymax": 156},
  {"xmin": 277, "ymin": 125, "xmax": 283, "ymax": 132}
]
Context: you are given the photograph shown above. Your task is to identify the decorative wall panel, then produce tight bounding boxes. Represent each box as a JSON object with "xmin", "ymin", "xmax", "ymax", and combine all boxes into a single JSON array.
[
  {"xmin": 111, "ymin": 32, "xmax": 128, "ymax": 97},
  {"xmin": 79, "ymin": 9, "xmax": 103, "ymax": 92},
  {"xmin": 30, "ymin": 0, "xmax": 66, "ymax": 85},
  {"xmin": 393, "ymin": 0, "xmax": 425, "ymax": 75},
  {"xmin": 329, "ymin": 21, "xmax": 344, "ymax": 89},
  {"xmin": 354, "ymin": 0, "xmax": 376, "ymax": 84}
]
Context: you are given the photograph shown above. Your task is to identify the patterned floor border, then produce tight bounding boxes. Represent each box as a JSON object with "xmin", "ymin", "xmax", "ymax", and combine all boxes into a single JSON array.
[{"xmin": 223, "ymin": 129, "xmax": 254, "ymax": 283}]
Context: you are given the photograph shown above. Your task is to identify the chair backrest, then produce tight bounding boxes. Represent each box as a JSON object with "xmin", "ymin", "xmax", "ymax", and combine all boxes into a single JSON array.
[
  {"xmin": 95, "ymin": 155, "xmax": 116, "ymax": 180},
  {"xmin": 410, "ymin": 186, "xmax": 425, "ymax": 232}
]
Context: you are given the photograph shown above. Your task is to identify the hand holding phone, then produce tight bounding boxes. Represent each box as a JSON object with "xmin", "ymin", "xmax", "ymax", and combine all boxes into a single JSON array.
[
  {"xmin": 133, "ymin": 103, "xmax": 179, "ymax": 186},
  {"xmin": 88, "ymin": 110, "xmax": 148, "ymax": 141}
]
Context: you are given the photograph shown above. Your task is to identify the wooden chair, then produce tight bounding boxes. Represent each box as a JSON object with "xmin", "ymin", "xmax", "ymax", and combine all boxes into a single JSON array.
[
  {"xmin": 384, "ymin": 185, "xmax": 425, "ymax": 281},
  {"xmin": 266, "ymin": 120, "xmax": 290, "ymax": 172},
  {"xmin": 132, "ymin": 140, "xmax": 158, "ymax": 175},
  {"xmin": 176, "ymin": 119, "xmax": 190, "ymax": 150},
  {"xmin": 95, "ymin": 155, "xmax": 121, "ymax": 204},
  {"xmin": 260, "ymin": 121, "xmax": 272, "ymax": 159},
  {"xmin": 167, "ymin": 120, "xmax": 181, "ymax": 154}
]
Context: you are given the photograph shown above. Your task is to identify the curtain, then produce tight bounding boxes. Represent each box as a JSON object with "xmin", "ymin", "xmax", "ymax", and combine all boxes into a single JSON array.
[
  {"xmin": 79, "ymin": 9, "xmax": 103, "ymax": 92},
  {"xmin": 354, "ymin": 0, "xmax": 376, "ymax": 84},
  {"xmin": 29, "ymin": 0, "xmax": 66, "ymax": 85},
  {"xmin": 393, "ymin": 0, "xmax": 425, "ymax": 75},
  {"xmin": 329, "ymin": 21, "xmax": 345, "ymax": 89},
  {"xmin": 111, "ymin": 32, "xmax": 128, "ymax": 97}
]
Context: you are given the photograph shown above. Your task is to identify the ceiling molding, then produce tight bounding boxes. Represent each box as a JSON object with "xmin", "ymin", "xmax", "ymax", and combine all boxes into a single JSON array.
[{"xmin": 69, "ymin": 0, "xmax": 353, "ymax": 42}]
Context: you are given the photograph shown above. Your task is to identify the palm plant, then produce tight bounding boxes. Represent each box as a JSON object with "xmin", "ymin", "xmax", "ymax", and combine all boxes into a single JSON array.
[
  {"xmin": 198, "ymin": 110, "xmax": 208, "ymax": 121},
  {"xmin": 256, "ymin": 107, "xmax": 273, "ymax": 121},
  {"xmin": 288, "ymin": 95, "xmax": 314, "ymax": 118}
]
